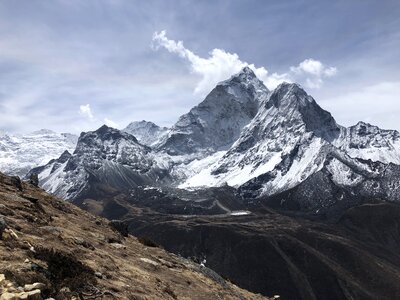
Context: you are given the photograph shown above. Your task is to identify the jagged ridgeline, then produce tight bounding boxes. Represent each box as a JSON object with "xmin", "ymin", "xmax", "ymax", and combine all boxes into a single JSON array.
[{"xmin": 27, "ymin": 67, "xmax": 400, "ymax": 217}]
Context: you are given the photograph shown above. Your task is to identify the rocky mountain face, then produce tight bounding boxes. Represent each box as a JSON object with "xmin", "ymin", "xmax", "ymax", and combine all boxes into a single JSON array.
[
  {"xmin": 123, "ymin": 120, "xmax": 168, "ymax": 146},
  {"xmin": 30, "ymin": 67, "xmax": 400, "ymax": 215},
  {"xmin": 180, "ymin": 82, "xmax": 341, "ymax": 189},
  {"xmin": 246, "ymin": 155, "xmax": 400, "ymax": 219},
  {"xmin": 0, "ymin": 172, "xmax": 266, "ymax": 300},
  {"xmin": 336, "ymin": 121, "xmax": 400, "ymax": 164},
  {"xmin": 0, "ymin": 129, "xmax": 77, "ymax": 177},
  {"xmin": 28, "ymin": 125, "xmax": 171, "ymax": 200},
  {"xmin": 156, "ymin": 67, "xmax": 268, "ymax": 155},
  {"xmin": 179, "ymin": 81, "xmax": 400, "ymax": 207}
]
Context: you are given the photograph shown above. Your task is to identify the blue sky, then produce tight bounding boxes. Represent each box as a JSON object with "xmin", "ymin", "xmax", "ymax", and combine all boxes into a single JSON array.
[{"xmin": 0, "ymin": 0, "xmax": 399, "ymax": 133}]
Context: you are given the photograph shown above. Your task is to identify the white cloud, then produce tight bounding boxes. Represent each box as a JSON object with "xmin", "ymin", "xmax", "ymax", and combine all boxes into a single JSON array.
[
  {"xmin": 152, "ymin": 30, "xmax": 290, "ymax": 94},
  {"xmin": 79, "ymin": 104, "xmax": 119, "ymax": 128},
  {"xmin": 290, "ymin": 58, "xmax": 337, "ymax": 88},
  {"xmin": 152, "ymin": 31, "xmax": 337, "ymax": 93},
  {"xmin": 79, "ymin": 104, "xmax": 94, "ymax": 120},
  {"xmin": 104, "ymin": 118, "xmax": 119, "ymax": 128}
]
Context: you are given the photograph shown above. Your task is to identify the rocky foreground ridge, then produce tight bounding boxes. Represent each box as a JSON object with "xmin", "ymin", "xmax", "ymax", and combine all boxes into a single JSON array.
[{"xmin": 0, "ymin": 172, "xmax": 267, "ymax": 300}]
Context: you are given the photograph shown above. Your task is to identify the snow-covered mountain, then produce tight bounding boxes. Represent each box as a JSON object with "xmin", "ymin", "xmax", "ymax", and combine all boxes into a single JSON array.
[
  {"xmin": 336, "ymin": 121, "xmax": 400, "ymax": 164},
  {"xmin": 29, "ymin": 125, "xmax": 170, "ymax": 199},
  {"xmin": 157, "ymin": 67, "xmax": 268, "ymax": 155},
  {"xmin": 123, "ymin": 120, "xmax": 168, "ymax": 146},
  {"xmin": 28, "ymin": 67, "xmax": 400, "ymax": 211},
  {"xmin": 180, "ymin": 82, "xmax": 340, "ymax": 190},
  {"xmin": 0, "ymin": 129, "xmax": 78, "ymax": 177},
  {"xmin": 180, "ymin": 82, "xmax": 400, "ymax": 197}
]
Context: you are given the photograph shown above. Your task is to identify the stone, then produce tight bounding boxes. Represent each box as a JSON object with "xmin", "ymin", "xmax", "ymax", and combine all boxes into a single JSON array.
[
  {"xmin": 29, "ymin": 174, "xmax": 39, "ymax": 187},
  {"xmin": 26, "ymin": 289, "xmax": 42, "ymax": 300},
  {"xmin": 140, "ymin": 257, "xmax": 159, "ymax": 266},
  {"xmin": 39, "ymin": 226, "xmax": 62, "ymax": 235},
  {"xmin": 109, "ymin": 243, "xmax": 126, "ymax": 249},
  {"xmin": 0, "ymin": 215, "xmax": 6, "ymax": 239},
  {"xmin": 94, "ymin": 272, "xmax": 103, "ymax": 279},
  {"xmin": 109, "ymin": 220, "xmax": 129, "ymax": 237},
  {"xmin": 0, "ymin": 273, "xmax": 5, "ymax": 283},
  {"xmin": 5, "ymin": 229, "xmax": 19, "ymax": 239},
  {"xmin": 18, "ymin": 290, "xmax": 42, "ymax": 300},
  {"xmin": 73, "ymin": 237, "xmax": 85, "ymax": 245},
  {"xmin": 0, "ymin": 293, "xmax": 17, "ymax": 300},
  {"xmin": 73, "ymin": 237, "xmax": 95, "ymax": 250},
  {"xmin": 59, "ymin": 287, "xmax": 71, "ymax": 293},
  {"xmin": 24, "ymin": 282, "xmax": 45, "ymax": 292},
  {"xmin": 10, "ymin": 176, "xmax": 22, "ymax": 191},
  {"xmin": 18, "ymin": 293, "xmax": 28, "ymax": 300}
]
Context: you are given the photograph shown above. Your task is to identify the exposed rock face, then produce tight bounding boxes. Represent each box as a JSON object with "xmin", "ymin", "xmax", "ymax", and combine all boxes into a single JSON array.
[
  {"xmin": 157, "ymin": 67, "xmax": 268, "ymax": 155},
  {"xmin": 251, "ymin": 156, "xmax": 400, "ymax": 219},
  {"xmin": 179, "ymin": 82, "xmax": 400, "ymax": 207},
  {"xmin": 336, "ymin": 121, "xmax": 400, "ymax": 164},
  {"xmin": 181, "ymin": 83, "xmax": 341, "ymax": 189},
  {"xmin": 123, "ymin": 120, "xmax": 168, "ymax": 147},
  {"xmin": 27, "ymin": 125, "xmax": 171, "ymax": 200},
  {"xmin": 29, "ymin": 174, "xmax": 39, "ymax": 187}
]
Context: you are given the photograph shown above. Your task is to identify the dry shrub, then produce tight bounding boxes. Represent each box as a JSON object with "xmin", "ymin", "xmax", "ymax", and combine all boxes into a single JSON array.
[
  {"xmin": 137, "ymin": 236, "xmax": 160, "ymax": 248},
  {"xmin": 34, "ymin": 247, "xmax": 96, "ymax": 291}
]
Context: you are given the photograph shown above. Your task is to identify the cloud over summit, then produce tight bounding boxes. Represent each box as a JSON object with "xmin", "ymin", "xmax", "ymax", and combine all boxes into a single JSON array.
[
  {"xmin": 152, "ymin": 30, "xmax": 337, "ymax": 93},
  {"xmin": 79, "ymin": 104, "xmax": 94, "ymax": 121}
]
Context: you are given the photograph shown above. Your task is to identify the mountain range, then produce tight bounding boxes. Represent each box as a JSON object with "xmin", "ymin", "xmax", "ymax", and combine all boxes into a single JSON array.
[
  {"xmin": 0, "ymin": 130, "xmax": 77, "ymax": 177},
  {"xmin": 21, "ymin": 67, "xmax": 400, "ymax": 218}
]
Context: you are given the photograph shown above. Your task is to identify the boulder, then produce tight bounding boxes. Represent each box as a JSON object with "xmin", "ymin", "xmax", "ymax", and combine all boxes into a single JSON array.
[
  {"xmin": 0, "ymin": 292, "xmax": 17, "ymax": 300},
  {"xmin": 109, "ymin": 220, "xmax": 129, "ymax": 237},
  {"xmin": 29, "ymin": 174, "xmax": 39, "ymax": 187},
  {"xmin": 24, "ymin": 283, "xmax": 45, "ymax": 292},
  {"xmin": 10, "ymin": 176, "xmax": 22, "ymax": 191},
  {"xmin": 0, "ymin": 215, "xmax": 6, "ymax": 239}
]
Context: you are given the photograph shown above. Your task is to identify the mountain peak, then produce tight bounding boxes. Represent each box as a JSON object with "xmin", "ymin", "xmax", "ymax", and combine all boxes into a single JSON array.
[
  {"xmin": 275, "ymin": 81, "xmax": 305, "ymax": 95},
  {"xmin": 96, "ymin": 124, "xmax": 113, "ymax": 134},
  {"xmin": 219, "ymin": 66, "xmax": 268, "ymax": 93},
  {"xmin": 256, "ymin": 81, "xmax": 341, "ymax": 142},
  {"xmin": 239, "ymin": 66, "xmax": 256, "ymax": 76},
  {"xmin": 266, "ymin": 82, "xmax": 310, "ymax": 109},
  {"xmin": 81, "ymin": 124, "xmax": 140, "ymax": 144},
  {"xmin": 353, "ymin": 121, "xmax": 373, "ymax": 128},
  {"xmin": 226, "ymin": 66, "xmax": 256, "ymax": 82},
  {"xmin": 58, "ymin": 150, "xmax": 72, "ymax": 163},
  {"xmin": 123, "ymin": 120, "xmax": 168, "ymax": 146},
  {"xmin": 30, "ymin": 129, "xmax": 56, "ymax": 135},
  {"xmin": 125, "ymin": 120, "xmax": 165, "ymax": 130}
]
